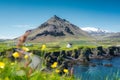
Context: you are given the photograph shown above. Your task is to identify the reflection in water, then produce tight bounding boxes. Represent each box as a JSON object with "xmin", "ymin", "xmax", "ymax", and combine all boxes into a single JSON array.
[{"xmin": 74, "ymin": 57, "xmax": 120, "ymax": 80}]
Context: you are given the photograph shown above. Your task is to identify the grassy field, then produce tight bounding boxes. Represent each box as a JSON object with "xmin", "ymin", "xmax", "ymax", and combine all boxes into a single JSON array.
[
  {"xmin": 0, "ymin": 40, "xmax": 95, "ymax": 52},
  {"xmin": 0, "ymin": 40, "xmax": 120, "ymax": 80}
]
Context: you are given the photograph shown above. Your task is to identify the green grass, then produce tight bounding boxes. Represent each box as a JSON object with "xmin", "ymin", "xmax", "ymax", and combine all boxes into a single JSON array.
[
  {"xmin": 0, "ymin": 42, "xmax": 13, "ymax": 52},
  {"xmin": 1, "ymin": 38, "xmax": 119, "ymax": 52},
  {"xmin": 0, "ymin": 57, "xmax": 74, "ymax": 80},
  {"xmin": 0, "ymin": 40, "xmax": 95, "ymax": 52}
]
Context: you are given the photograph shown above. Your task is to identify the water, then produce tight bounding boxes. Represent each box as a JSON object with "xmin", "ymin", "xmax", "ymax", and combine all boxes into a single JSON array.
[{"xmin": 74, "ymin": 57, "xmax": 120, "ymax": 80}]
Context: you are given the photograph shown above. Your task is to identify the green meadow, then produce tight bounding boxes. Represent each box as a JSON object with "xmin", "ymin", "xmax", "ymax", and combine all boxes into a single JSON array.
[{"xmin": 0, "ymin": 40, "xmax": 120, "ymax": 80}]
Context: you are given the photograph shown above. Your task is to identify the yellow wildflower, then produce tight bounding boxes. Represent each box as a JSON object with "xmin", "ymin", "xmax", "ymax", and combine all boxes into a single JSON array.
[
  {"xmin": 41, "ymin": 44, "xmax": 46, "ymax": 50},
  {"xmin": 22, "ymin": 47, "xmax": 29, "ymax": 52},
  {"xmin": 12, "ymin": 52, "xmax": 20, "ymax": 58},
  {"xmin": 0, "ymin": 62, "xmax": 5, "ymax": 69},
  {"xmin": 11, "ymin": 62, "xmax": 15, "ymax": 66},
  {"xmin": 51, "ymin": 62, "xmax": 58, "ymax": 68},
  {"xmin": 24, "ymin": 55, "xmax": 29, "ymax": 59},
  {"xmin": 55, "ymin": 69, "xmax": 60, "ymax": 73},
  {"xmin": 63, "ymin": 69, "xmax": 69, "ymax": 73},
  {"xmin": 53, "ymin": 62, "xmax": 57, "ymax": 65}
]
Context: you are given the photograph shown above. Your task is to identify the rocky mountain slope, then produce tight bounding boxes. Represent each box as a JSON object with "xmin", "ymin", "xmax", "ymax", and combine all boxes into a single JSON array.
[{"xmin": 27, "ymin": 15, "xmax": 92, "ymax": 42}]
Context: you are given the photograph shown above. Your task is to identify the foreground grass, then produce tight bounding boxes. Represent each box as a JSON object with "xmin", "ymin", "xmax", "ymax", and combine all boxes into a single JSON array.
[
  {"xmin": 0, "ymin": 57, "xmax": 74, "ymax": 80},
  {"xmin": 1, "ymin": 57, "xmax": 120, "ymax": 80}
]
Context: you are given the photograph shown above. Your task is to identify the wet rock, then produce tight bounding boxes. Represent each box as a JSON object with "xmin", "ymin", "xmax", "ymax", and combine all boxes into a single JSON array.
[
  {"xmin": 97, "ymin": 46, "xmax": 106, "ymax": 56},
  {"xmin": 97, "ymin": 62, "xmax": 103, "ymax": 65},
  {"xmin": 60, "ymin": 50, "xmax": 66, "ymax": 58},
  {"xmin": 104, "ymin": 63, "xmax": 113, "ymax": 67},
  {"xmin": 82, "ymin": 48, "xmax": 93, "ymax": 61},
  {"xmin": 52, "ymin": 51, "xmax": 60, "ymax": 57},
  {"xmin": 66, "ymin": 50, "xmax": 73, "ymax": 57},
  {"xmin": 90, "ymin": 63, "xmax": 96, "ymax": 67},
  {"xmin": 108, "ymin": 46, "xmax": 120, "ymax": 56},
  {"xmin": 74, "ymin": 49, "xmax": 79, "ymax": 59}
]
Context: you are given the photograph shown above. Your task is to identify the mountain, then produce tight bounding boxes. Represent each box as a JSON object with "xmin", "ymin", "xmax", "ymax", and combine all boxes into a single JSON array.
[
  {"xmin": 81, "ymin": 27, "xmax": 120, "ymax": 42},
  {"xmin": 0, "ymin": 39, "xmax": 11, "ymax": 42},
  {"xmin": 104, "ymin": 32, "xmax": 120, "ymax": 39},
  {"xmin": 81, "ymin": 27, "xmax": 109, "ymax": 36},
  {"xmin": 0, "ymin": 39, "xmax": 5, "ymax": 42},
  {"xmin": 27, "ymin": 15, "xmax": 92, "ymax": 42}
]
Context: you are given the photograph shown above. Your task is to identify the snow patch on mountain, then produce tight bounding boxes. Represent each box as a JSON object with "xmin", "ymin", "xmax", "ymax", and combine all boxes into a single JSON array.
[{"xmin": 81, "ymin": 27, "xmax": 109, "ymax": 34}]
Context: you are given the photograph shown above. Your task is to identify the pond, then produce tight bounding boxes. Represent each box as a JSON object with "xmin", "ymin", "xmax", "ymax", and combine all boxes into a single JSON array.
[{"xmin": 74, "ymin": 57, "xmax": 120, "ymax": 80}]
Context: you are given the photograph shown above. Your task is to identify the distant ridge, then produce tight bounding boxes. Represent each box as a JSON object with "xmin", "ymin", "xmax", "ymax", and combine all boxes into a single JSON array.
[{"xmin": 81, "ymin": 27, "xmax": 109, "ymax": 35}]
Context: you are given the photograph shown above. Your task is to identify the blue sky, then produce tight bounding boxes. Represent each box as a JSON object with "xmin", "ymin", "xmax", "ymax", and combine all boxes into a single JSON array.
[{"xmin": 0, "ymin": 0, "xmax": 120, "ymax": 39}]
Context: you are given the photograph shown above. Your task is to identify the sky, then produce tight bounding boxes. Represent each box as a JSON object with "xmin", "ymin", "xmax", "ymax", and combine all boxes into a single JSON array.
[{"xmin": 0, "ymin": 0, "xmax": 120, "ymax": 39}]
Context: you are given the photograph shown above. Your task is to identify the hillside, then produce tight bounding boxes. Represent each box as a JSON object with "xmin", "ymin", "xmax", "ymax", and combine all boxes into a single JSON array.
[{"xmin": 27, "ymin": 15, "xmax": 92, "ymax": 42}]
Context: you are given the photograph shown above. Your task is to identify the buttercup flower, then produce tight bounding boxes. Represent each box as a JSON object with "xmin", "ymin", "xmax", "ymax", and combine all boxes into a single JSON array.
[
  {"xmin": 22, "ymin": 47, "xmax": 29, "ymax": 52},
  {"xmin": 41, "ymin": 44, "xmax": 46, "ymax": 50},
  {"xmin": 11, "ymin": 62, "xmax": 15, "ymax": 66},
  {"xmin": 55, "ymin": 69, "xmax": 60, "ymax": 73},
  {"xmin": 63, "ymin": 69, "xmax": 69, "ymax": 73},
  {"xmin": 12, "ymin": 52, "xmax": 20, "ymax": 58},
  {"xmin": 51, "ymin": 62, "xmax": 58, "ymax": 68},
  {"xmin": 0, "ymin": 62, "xmax": 5, "ymax": 69},
  {"xmin": 24, "ymin": 55, "xmax": 29, "ymax": 59}
]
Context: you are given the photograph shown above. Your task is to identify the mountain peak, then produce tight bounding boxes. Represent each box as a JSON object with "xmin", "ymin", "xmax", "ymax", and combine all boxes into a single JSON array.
[
  {"xmin": 47, "ymin": 15, "xmax": 68, "ymax": 24},
  {"xmin": 27, "ymin": 16, "xmax": 91, "ymax": 42},
  {"xmin": 53, "ymin": 15, "xmax": 60, "ymax": 19}
]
